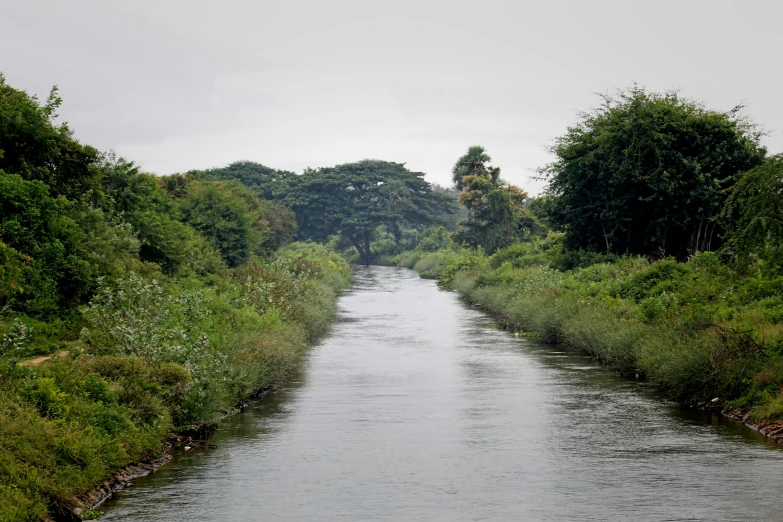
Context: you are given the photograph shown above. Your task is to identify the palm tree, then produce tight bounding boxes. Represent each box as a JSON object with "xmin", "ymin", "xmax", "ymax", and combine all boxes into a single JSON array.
[{"xmin": 452, "ymin": 146, "xmax": 492, "ymax": 189}]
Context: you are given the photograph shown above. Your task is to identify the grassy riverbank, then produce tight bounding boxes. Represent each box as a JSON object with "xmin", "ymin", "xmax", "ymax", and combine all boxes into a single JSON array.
[
  {"xmin": 1, "ymin": 243, "xmax": 349, "ymax": 521},
  {"xmin": 393, "ymin": 238, "xmax": 783, "ymax": 421},
  {"xmin": 0, "ymin": 75, "xmax": 353, "ymax": 521}
]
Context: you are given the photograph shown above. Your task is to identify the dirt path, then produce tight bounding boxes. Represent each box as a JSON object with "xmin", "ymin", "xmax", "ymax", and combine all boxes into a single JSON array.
[{"xmin": 19, "ymin": 350, "xmax": 69, "ymax": 366}]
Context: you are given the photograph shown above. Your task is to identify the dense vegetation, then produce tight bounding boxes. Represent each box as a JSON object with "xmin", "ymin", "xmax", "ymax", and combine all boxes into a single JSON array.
[
  {"xmin": 0, "ymin": 75, "xmax": 350, "ymax": 520},
  {"xmin": 4, "ymin": 70, "xmax": 783, "ymax": 519},
  {"xmin": 394, "ymin": 241, "xmax": 783, "ymax": 417},
  {"xmin": 451, "ymin": 146, "xmax": 539, "ymax": 253},
  {"xmin": 206, "ymin": 160, "xmax": 459, "ymax": 265},
  {"xmin": 541, "ymin": 87, "xmax": 765, "ymax": 257},
  {"xmin": 386, "ymin": 88, "xmax": 783, "ymax": 428}
]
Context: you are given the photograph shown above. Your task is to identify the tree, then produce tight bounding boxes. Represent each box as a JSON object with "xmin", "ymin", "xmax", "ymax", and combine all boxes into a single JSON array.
[
  {"xmin": 100, "ymin": 155, "xmax": 216, "ymax": 275},
  {"xmin": 0, "ymin": 74, "xmax": 102, "ymax": 201},
  {"xmin": 417, "ymin": 226, "xmax": 451, "ymax": 252},
  {"xmin": 720, "ymin": 154, "xmax": 783, "ymax": 267},
  {"xmin": 202, "ymin": 161, "xmax": 294, "ymax": 201},
  {"xmin": 541, "ymin": 86, "xmax": 766, "ymax": 258},
  {"xmin": 451, "ymin": 146, "xmax": 533, "ymax": 253},
  {"xmin": 178, "ymin": 181, "xmax": 254, "ymax": 267},
  {"xmin": 100, "ymin": 153, "xmax": 167, "ymax": 215},
  {"xmin": 452, "ymin": 146, "xmax": 498, "ymax": 189},
  {"xmin": 0, "ymin": 171, "xmax": 94, "ymax": 314},
  {"xmin": 284, "ymin": 160, "xmax": 457, "ymax": 264},
  {"xmin": 431, "ymin": 184, "xmax": 467, "ymax": 231},
  {"xmin": 176, "ymin": 178, "xmax": 297, "ymax": 267}
]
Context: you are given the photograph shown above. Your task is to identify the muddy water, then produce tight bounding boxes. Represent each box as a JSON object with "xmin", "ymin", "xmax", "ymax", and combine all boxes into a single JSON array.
[{"xmin": 101, "ymin": 266, "xmax": 783, "ymax": 521}]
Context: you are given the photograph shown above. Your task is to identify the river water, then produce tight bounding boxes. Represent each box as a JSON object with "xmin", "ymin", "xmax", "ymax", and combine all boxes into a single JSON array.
[{"xmin": 102, "ymin": 266, "xmax": 783, "ymax": 521}]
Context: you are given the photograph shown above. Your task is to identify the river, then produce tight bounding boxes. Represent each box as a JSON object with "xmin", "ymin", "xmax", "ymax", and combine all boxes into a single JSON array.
[{"xmin": 101, "ymin": 266, "xmax": 783, "ymax": 521}]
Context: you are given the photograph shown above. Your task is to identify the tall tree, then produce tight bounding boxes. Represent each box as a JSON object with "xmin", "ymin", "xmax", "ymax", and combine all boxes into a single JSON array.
[
  {"xmin": 202, "ymin": 161, "xmax": 294, "ymax": 201},
  {"xmin": 452, "ymin": 146, "xmax": 534, "ymax": 253},
  {"xmin": 284, "ymin": 160, "xmax": 457, "ymax": 264},
  {"xmin": 541, "ymin": 86, "xmax": 766, "ymax": 257},
  {"xmin": 0, "ymin": 74, "xmax": 102, "ymax": 201}
]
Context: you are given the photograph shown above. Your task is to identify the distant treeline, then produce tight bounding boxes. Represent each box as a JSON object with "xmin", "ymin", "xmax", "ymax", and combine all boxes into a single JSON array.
[
  {"xmin": 206, "ymin": 87, "xmax": 780, "ymax": 270},
  {"xmin": 202, "ymin": 159, "xmax": 461, "ymax": 264}
]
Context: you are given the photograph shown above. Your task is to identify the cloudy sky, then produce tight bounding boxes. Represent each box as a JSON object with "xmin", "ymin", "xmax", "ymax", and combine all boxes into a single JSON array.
[{"xmin": 2, "ymin": 0, "xmax": 781, "ymax": 194}]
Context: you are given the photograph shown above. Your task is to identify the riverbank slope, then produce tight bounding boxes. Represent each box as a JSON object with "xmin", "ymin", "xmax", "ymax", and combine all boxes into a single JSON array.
[
  {"xmin": 391, "ymin": 240, "xmax": 783, "ymax": 432},
  {"xmin": 1, "ymin": 243, "xmax": 350, "ymax": 521}
]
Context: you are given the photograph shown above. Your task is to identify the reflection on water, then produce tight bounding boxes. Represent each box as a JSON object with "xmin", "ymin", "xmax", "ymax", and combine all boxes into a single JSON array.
[{"xmin": 102, "ymin": 266, "xmax": 783, "ymax": 521}]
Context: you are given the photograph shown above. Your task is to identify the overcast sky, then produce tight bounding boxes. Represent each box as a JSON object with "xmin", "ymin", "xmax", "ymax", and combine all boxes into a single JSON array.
[{"xmin": 2, "ymin": 0, "xmax": 781, "ymax": 194}]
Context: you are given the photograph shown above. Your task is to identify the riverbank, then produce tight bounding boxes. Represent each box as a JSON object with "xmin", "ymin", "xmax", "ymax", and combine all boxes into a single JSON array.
[
  {"xmin": 723, "ymin": 407, "xmax": 783, "ymax": 445},
  {"xmin": 96, "ymin": 266, "xmax": 783, "ymax": 522},
  {"xmin": 390, "ymin": 240, "xmax": 783, "ymax": 440},
  {"xmin": 0, "ymin": 243, "xmax": 350, "ymax": 521},
  {"xmin": 76, "ymin": 449, "xmax": 173, "ymax": 517},
  {"xmin": 75, "ymin": 382, "xmax": 288, "ymax": 515}
]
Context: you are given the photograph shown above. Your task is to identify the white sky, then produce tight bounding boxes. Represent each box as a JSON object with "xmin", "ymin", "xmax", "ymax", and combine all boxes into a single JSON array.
[{"xmin": 2, "ymin": 0, "xmax": 781, "ymax": 195}]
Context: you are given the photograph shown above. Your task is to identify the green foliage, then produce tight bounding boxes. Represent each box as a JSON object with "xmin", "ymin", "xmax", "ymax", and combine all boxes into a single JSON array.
[
  {"xmin": 0, "ymin": 172, "xmax": 97, "ymax": 315},
  {"xmin": 400, "ymin": 236, "xmax": 783, "ymax": 419},
  {"xmin": 542, "ymin": 86, "xmax": 766, "ymax": 257},
  {"xmin": 548, "ymin": 249, "xmax": 618, "ymax": 272},
  {"xmin": 203, "ymin": 161, "xmax": 295, "ymax": 201},
  {"xmin": 135, "ymin": 209, "xmax": 211, "ymax": 274},
  {"xmin": 413, "ymin": 252, "xmax": 453, "ymax": 279},
  {"xmin": 177, "ymin": 179, "xmax": 296, "ymax": 267},
  {"xmin": 283, "ymin": 160, "xmax": 458, "ymax": 264},
  {"xmin": 617, "ymin": 260, "xmax": 692, "ymax": 301},
  {"xmin": 178, "ymin": 181, "xmax": 254, "ymax": 267},
  {"xmin": 205, "ymin": 159, "xmax": 458, "ymax": 265},
  {"xmin": 0, "ymin": 354, "xmax": 172, "ymax": 521},
  {"xmin": 0, "ymin": 74, "xmax": 102, "ymax": 201},
  {"xmin": 0, "ymin": 75, "xmax": 349, "ymax": 520},
  {"xmin": 0, "ymin": 319, "xmax": 30, "ymax": 364},
  {"xmin": 332, "ymin": 223, "xmax": 445, "ymax": 265},
  {"xmin": 416, "ymin": 226, "xmax": 451, "ymax": 252},
  {"xmin": 721, "ymin": 155, "xmax": 783, "ymax": 268},
  {"xmin": 59, "ymin": 200, "xmax": 142, "ymax": 279},
  {"xmin": 451, "ymin": 146, "xmax": 539, "ymax": 253},
  {"xmin": 81, "ymin": 275, "xmax": 216, "ymax": 366}
]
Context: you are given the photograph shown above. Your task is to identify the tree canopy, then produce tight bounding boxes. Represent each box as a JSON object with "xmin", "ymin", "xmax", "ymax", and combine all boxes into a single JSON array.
[
  {"xmin": 0, "ymin": 74, "xmax": 102, "ymax": 201},
  {"xmin": 720, "ymin": 154, "xmax": 783, "ymax": 268},
  {"xmin": 541, "ymin": 87, "xmax": 766, "ymax": 258},
  {"xmin": 203, "ymin": 161, "xmax": 295, "ymax": 201},
  {"xmin": 283, "ymin": 160, "xmax": 457, "ymax": 264},
  {"xmin": 451, "ymin": 146, "xmax": 537, "ymax": 253},
  {"xmin": 0, "ymin": 76, "xmax": 300, "ymax": 315}
]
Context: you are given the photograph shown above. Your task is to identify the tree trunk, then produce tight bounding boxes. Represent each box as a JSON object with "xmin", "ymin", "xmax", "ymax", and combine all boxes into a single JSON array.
[
  {"xmin": 348, "ymin": 234, "xmax": 367, "ymax": 264},
  {"xmin": 601, "ymin": 221, "xmax": 611, "ymax": 253},
  {"xmin": 706, "ymin": 219, "xmax": 717, "ymax": 252},
  {"xmin": 392, "ymin": 220, "xmax": 402, "ymax": 248},
  {"xmin": 363, "ymin": 229, "xmax": 372, "ymax": 266}
]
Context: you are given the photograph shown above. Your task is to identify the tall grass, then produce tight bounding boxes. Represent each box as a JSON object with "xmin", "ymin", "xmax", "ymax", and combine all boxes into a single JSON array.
[{"xmin": 400, "ymin": 244, "xmax": 783, "ymax": 419}]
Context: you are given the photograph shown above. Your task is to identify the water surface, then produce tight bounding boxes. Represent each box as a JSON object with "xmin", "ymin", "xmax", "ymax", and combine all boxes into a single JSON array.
[{"xmin": 102, "ymin": 266, "xmax": 783, "ymax": 521}]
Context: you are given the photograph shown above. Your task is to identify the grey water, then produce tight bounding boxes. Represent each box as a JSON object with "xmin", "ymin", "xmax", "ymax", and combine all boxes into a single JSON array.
[{"xmin": 101, "ymin": 266, "xmax": 783, "ymax": 521}]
